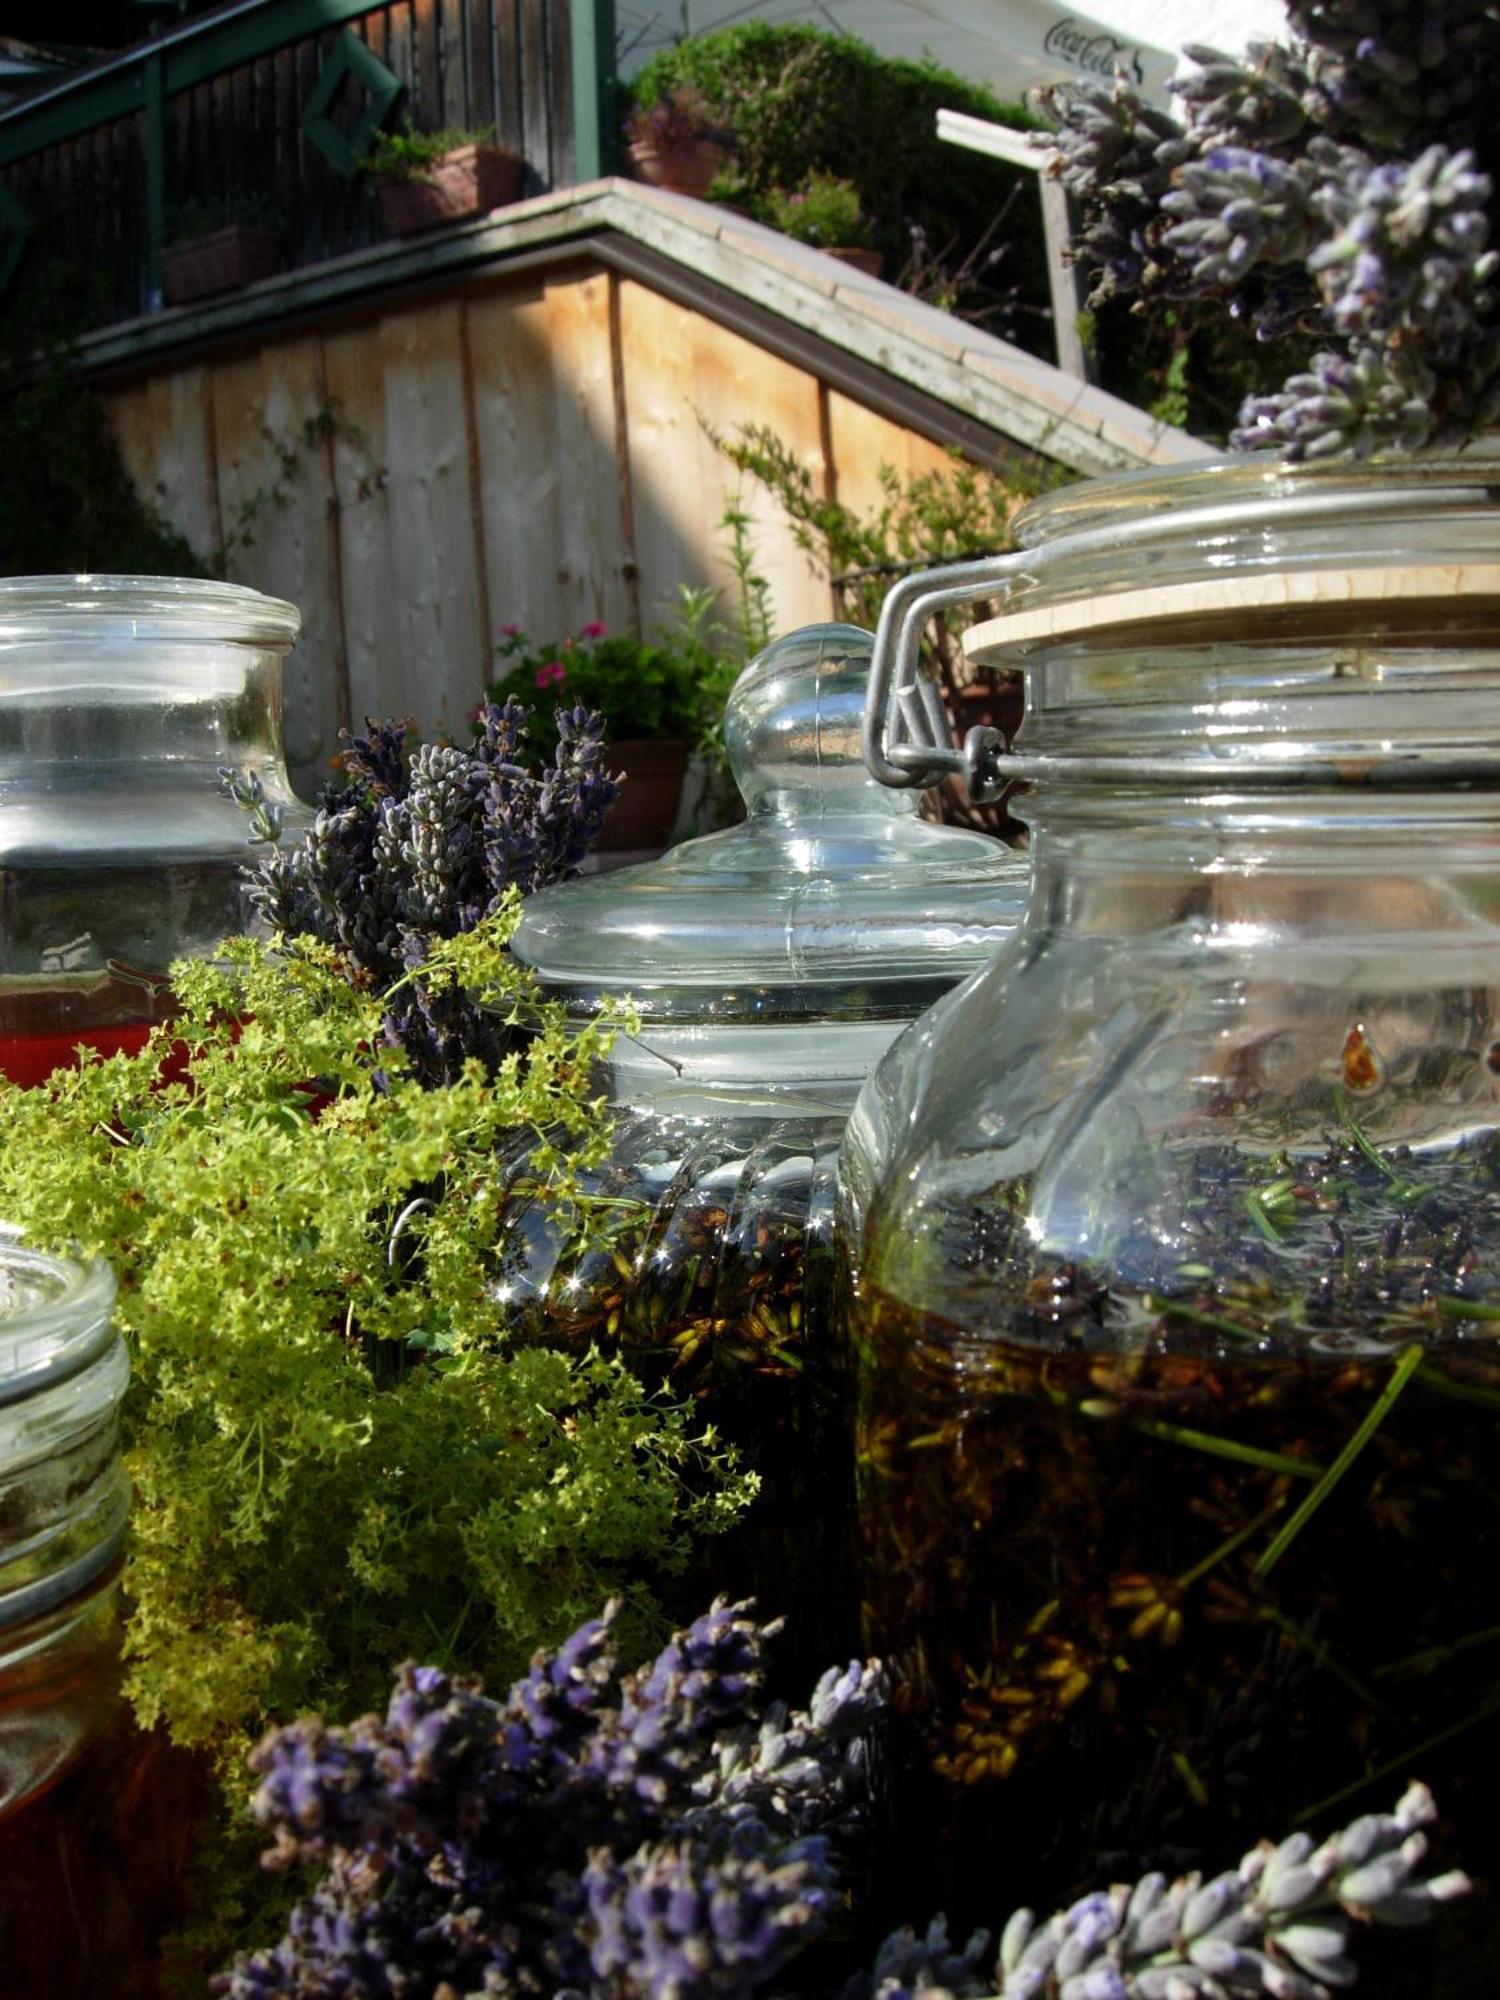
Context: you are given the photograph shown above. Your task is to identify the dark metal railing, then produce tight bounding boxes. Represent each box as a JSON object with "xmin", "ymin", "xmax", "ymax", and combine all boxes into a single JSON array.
[{"xmin": 0, "ymin": 0, "xmax": 617, "ymax": 327}]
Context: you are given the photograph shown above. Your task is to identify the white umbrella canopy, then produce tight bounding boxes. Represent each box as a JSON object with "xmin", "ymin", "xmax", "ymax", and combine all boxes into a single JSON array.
[
  {"xmin": 616, "ymin": 0, "xmax": 1289, "ymax": 109},
  {"xmin": 615, "ymin": 0, "xmax": 1179, "ymax": 105}
]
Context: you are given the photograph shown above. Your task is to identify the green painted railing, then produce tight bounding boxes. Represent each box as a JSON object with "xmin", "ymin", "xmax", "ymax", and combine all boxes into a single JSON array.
[{"xmin": 0, "ymin": 0, "xmax": 617, "ymax": 321}]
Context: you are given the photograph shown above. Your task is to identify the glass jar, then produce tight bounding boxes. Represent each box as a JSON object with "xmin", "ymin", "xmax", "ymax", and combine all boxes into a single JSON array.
[
  {"xmin": 500, "ymin": 623, "xmax": 1030, "ymax": 1677},
  {"xmin": 844, "ymin": 451, "xmax": 1500, "ymax": 1982},
  {"xmin": 0, "ymin": 575, "xmax": 306, "ymax": 1084}
]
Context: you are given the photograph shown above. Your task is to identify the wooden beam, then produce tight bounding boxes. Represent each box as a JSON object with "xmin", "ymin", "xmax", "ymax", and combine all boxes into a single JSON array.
[{"xmin": 934, "ymin": 105, "xmax": 1096, "ymax": 386}]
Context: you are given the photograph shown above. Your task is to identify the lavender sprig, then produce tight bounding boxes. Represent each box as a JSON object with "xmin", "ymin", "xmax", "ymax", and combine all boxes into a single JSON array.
[
  {"xmin": 222, "ymin": 694, "xmax": 620, "ymax": 1084},
  {"xmin": 220, "ymin": 1598, "xmax": 1470, "ymax": 2000},
  {"xmin": 1038, "ymin": 0, "xmax": 1500, "ymax": 456},
  {"xmin": 859, "ymin": 1781, "xmax": 1470, "ymax": 2000},
  {"xmin": 217, "ymin": 1600, "xmax": 871, "ymax": 2000}
]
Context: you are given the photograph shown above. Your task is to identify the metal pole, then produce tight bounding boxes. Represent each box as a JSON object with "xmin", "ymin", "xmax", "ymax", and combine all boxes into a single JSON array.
[
  {"xmin": 143, "ymin": 48, "xmax": 166, "ymax": 311},
  {"xmin": 570, "ymin": 0, "xmax": 617, "ymax": 182}
]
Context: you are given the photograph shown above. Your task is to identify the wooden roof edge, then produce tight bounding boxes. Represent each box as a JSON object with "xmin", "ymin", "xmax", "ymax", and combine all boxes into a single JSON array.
[
  {"xmin": 69, "ymin": 176, "xmax": 1212, "ymax": 477},
  {"xmin": 599, "ymin": 182, "xmax": 1211, "ymax": 477}
]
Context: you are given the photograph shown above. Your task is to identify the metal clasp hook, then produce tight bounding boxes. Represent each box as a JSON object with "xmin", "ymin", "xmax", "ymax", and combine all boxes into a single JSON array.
[{"xmin": 861, "ymin": 551, "xmax": 1028, "ymax": 802}]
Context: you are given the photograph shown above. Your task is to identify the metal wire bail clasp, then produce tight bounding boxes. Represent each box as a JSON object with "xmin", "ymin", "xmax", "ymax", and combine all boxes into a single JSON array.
[{"xmin": 862, "ymin": 551, "xmax": 1027, "ymax": 802}]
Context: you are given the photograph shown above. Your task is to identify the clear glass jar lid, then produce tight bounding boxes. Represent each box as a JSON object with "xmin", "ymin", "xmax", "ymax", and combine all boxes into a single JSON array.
[
  {"xmin": 0, "ymin": 573, "xmax": 300, "ymax": 649},
  {"xmin": 0, "ymin": 1232, "xmax": 128, "ymax": 1628},
  {"xmin": 511, "ymin": 624, "xmax": 1028, "ymax": 1022}
]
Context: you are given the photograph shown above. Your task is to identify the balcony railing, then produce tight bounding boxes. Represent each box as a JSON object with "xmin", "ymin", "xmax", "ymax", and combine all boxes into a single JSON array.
[{"xmin": 0, "ymin": 0, "xmax": 616, "ymax": 328}]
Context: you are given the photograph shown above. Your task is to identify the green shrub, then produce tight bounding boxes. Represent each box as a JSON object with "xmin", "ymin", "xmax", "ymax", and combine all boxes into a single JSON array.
[
  {"xmin": 760, "ymin": 172, "xmax": 872, "ymax": 249},
  {"xmin": 0, "ymin": 273, "xmax": 209, "ymax": 577},
  {"xmin": 625, "ymin": 24, "xmax": 1052, "ymax": 352},
  {"xmin": 359, "ymin": 123, "xmax": 500, "ymax": 182}
]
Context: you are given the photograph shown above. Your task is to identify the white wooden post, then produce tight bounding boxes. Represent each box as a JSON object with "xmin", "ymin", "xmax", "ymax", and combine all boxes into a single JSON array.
[{"xmin": 935, "ymin": 106, "xmax": 1096, "ymax": 385}]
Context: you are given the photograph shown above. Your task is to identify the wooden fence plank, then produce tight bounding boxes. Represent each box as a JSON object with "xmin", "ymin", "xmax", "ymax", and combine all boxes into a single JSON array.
[
  {"xmin": 541, "ymin": 269, "xmax": 631, "ymax": 634},
  {"xmin": 368, "ymin": 297, "xmax": 488, "ymax": 735},
  {"xmin": 415, "ymin": 0, "xmax": 442, "ymax": 123},
  {"xmin": 519, "ymin": 0, "xmax": 552, "ymax": 186},
  {"xmin": 823, "ymin": 390, "xmax": 962, "ymax": 521},
  {"xmin": 466, "ymin": 0, "xmax": 495, "ymax": 139},
  {"xmin": 106, "ymin": 367, "xmax": 218, "ymax": 562},
  {"xmin": 466, "ymin": 274, "xmax": 569, "ymax": 643},
  {"xmin": 208, "ymin": 343, "xmax": 347, "ymax": 780},
  {"xmin": 618, "ymin": 280, "xmax": 830, "ymax": 640},
  {"xmin": 494, "ymin": 0, "xmax": 522, "ymax": 159},
  {"xmin": 440, "ymin": 0, "xmax": 467, "ymax": 125},
  {"xmin": 320, "ymin": 319, "xmax": 401, "ymax": 739}
]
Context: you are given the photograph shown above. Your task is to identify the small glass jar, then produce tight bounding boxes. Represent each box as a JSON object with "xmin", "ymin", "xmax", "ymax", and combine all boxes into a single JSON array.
[
  {"xmin": 844, "ymin": 450, "xmax": 1500, "ymax": 1980},
  {"xmin": 499, "ymin": 624, "xmax": 1030, "ymax": 1675},
  {"xmin": 0, "ymin": 575, "xmax": 306, "ymax": 1084}
]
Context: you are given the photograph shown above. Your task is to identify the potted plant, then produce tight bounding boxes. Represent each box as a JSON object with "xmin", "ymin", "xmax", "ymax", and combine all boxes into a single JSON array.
[
  {"xmin": 491, "ymin": 618, "xmax": 731, "ymax": 851},
  {"xmin": 622, "ymin": 85, "xmax": 733, "ymax": 199},
  {"xmin": 161, "ymin": 194, "xmax": 281, "ymax": 306},
  {"xmin": 361, "ymin": 124, "xmax": 524, "ymax": 236},
  {"xmin": 761, "ymin": 171, "xmax": 882, "ymax": 276}
]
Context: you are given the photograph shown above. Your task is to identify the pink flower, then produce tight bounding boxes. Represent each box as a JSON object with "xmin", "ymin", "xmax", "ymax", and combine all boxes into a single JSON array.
[
  {"xmin": 579, "ymin": 620, "xmax": 608, "ymax": 640},
  {"xmin": 535, "ymin": 660, "xmax": 567, "ymax": 690},
  {"xmin": 498, "ymin": 622, "xmax": 522, "ymax": 639}
]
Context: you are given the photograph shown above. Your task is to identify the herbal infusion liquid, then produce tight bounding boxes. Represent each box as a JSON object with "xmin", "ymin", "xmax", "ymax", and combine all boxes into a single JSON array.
[
  {"xmin": 843, "ymin": 447, "xmax": 1500, "ymax": 1995},
  {"xmin": 0, "ymin": 1236, "xmax": 195, "ymax": 1992}
]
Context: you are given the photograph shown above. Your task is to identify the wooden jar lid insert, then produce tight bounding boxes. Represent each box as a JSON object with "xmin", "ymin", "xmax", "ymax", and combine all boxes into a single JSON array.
[{"xmin": 964, "ymin": 565, "xmax": 1500, "ymax": 663}]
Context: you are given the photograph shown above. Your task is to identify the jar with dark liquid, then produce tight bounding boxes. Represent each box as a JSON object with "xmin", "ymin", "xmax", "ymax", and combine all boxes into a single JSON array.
[
  {"xmin": 0, "ymin": 575, "xmax": 307, "ymax": 1085},
  {"xmin": 499, "ymin": 624, "xmax": 1030, "ymax": 1682},
  {"xmin": 0, "ymin": 1232, "xmax": 194, "ymax": 1995},
  {"xmin": 843, "ymin": 450, "xmax": 1500, "ymax": 1993}
]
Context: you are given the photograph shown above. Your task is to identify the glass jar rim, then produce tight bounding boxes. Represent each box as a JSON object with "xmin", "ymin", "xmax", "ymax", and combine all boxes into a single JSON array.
[
  {"xmin": 0, "ymin": 1233, "xmax": 118, "ymax": 1406},
  {"xmin": 1010, "ymin": 442, "xmax": 1500, "ymax": 549},
  {"xmin": 0, "ymin": 574, "xmax": 300, "ymax": 646}
]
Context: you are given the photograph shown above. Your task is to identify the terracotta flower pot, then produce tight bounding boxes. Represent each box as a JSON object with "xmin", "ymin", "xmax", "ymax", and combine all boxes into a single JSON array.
[
  {"xmin": 161, "ymin": 224, "xmax": 280, "ymax": 306},
  {"xmin": 625, "ymin": 135, "xmax": 729, "ymax": 199},
  {"xmin": 597, "ymin": 737, "xmax": 689, "ymax": 852},
  {"xmin": 377, "ymin": 142, "xmax": 524, "ymax": 236}
]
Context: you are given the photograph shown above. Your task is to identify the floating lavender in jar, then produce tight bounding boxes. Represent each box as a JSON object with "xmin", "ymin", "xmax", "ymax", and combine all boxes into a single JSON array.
[{"xmin": 843, "ymin": 450, "xmax": 1500, "ymax": 1995}]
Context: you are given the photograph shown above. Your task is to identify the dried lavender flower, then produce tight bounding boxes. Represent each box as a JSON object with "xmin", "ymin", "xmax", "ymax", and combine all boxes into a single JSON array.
[
  {"xmin": 220, "ymin": 1594, "xmax": 1469, "ymax": 2000},
  {"xmin": 217, "ymin": 1600, "xmax": 875, "ymax": 2000},
  {"xmin": 1038, "ymin": 0, "xmax": 1500, "ymax": 456},
  {"xmin": 223, "ymin": 693, "xmax": 620, "ymax": 1083},
  {"xmin": 857, "ymin": 1781, "xmax": 1470, "ymax": 2000}
]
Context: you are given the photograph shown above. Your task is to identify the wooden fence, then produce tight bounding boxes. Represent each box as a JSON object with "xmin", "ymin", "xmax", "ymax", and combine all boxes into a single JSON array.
[
  {"xmin": 101, "ymin": 250, "xmax": 968, "ymax": 790},
  {"xmin": 0, "ymin": 0, "xmax": 612, "ymax": 325}
]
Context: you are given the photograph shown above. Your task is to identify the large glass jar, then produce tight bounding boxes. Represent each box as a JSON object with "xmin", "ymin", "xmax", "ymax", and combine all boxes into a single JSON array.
[
  {"xmin": 500, "ymin": 623, "xmax": 1030, "ymax": 1677},
  {"xmin": 0, "ymin": 575, "xmax": 306, "ymax": 1084},
  {"xmin": 844, "ymin": 451, "xmax": 1500, "ymax": 1985}
]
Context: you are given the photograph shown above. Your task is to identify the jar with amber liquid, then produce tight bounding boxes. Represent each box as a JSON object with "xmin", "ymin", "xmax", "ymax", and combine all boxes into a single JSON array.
[
  {"xmin": 498, "ymin": 624, "xmax": 1030, "ymax": 1683},
  {"xmin": 0, "ymin": 576, "xmax": 307, "ymax": 1085},
  {"xmin": 843, "ymin": 449, "xmax": 1500, "ymax": 1995},
  {"xmin": 0, "ymin": 1232, "xmax": 195, "ymax": 1994}
]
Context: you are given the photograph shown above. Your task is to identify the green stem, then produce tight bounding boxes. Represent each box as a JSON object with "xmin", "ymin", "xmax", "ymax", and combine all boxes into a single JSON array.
[
  {"xmin": 1413, "ymin": 1360, "xmax": 1500, "ymax": 1410},
  {"xmin": 1147, "ymin": 1295, "xmax": 1262, "ymax": 1344},
  {"xmin": 1243, "ymin": 1189, "xmax": 1286, "ymax": 1247},
  {"xmin": 1171, "ymin": 1750, "xmax": 1209, "ymax": 1807},
  {"xmin": 1254, "ymin": 1344, "xmax": 1424, "ymax": 1577},
  {"xmin": 1293, "ymin": 1694, "xmax": 1500, "ymax": 1827},
  {"xmin": 1175, "ymin": 1498, "xmax": 1287, "ymax": 1591},
  {"xmin": 1333, "ymin": 1086, "xmax": 1431, "ymax": 1201},
  {"xmin": 1263, "ymin": 1606, "xmax": 1397, "ymax": 1723},
  {"xmin": 1433, "ymin": 1294, "xmax": 1500, "ymax": 1324},
  {"xmin": 1128, "ymin": 1414, "xmax": 1326, "ymax": 1483},
  {"xmin": 1375, "ymin": 1622, "xmax": 1500, "ymax": 1683}
]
